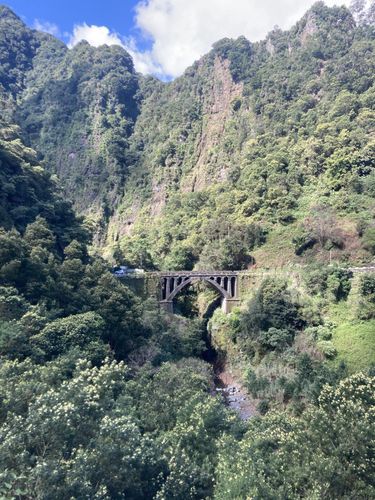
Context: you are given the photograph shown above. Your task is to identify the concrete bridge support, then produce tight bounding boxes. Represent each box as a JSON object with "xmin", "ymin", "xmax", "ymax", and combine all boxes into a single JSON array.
[
  {"xmin": 222, "ymin": 298, "xmax": 241, "ymax": 314},
  {"xmin": 159, "ymin": 271, "xmax": 240, "ymax": 314},
  {"xmin": 160, "ymin": 300, "xmax": 174, "ymax": 313}
]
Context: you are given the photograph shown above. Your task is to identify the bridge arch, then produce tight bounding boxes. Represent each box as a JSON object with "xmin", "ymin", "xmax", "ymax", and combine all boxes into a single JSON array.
[
  {"xmin": 159, "ymin": 272, "xmax": 239, "ymax": 314},
  {"xmin": 167, "ymin": 276, "xmax": 231, "ymax": 302}
]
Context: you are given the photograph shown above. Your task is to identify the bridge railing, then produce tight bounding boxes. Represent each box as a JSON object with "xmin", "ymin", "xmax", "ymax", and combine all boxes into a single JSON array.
[{"xmin": 156, "ymin": 271, "xmax": 239, "ymax": 277}]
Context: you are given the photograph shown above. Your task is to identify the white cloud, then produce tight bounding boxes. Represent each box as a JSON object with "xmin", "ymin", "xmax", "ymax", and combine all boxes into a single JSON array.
[
  {"xmin": 67, "ymin": 23, "xmax": 124, "ymax": 48},
  {"xmin": 66, "ymin": 22, "xmax": 164, "ymax": 76},
  {"xmin": 123, "ymin": 36, "xmax": 163, "ymax": 76},
  {"xmin": 132, "ymin": 0, "xmax": 352, "ymax": 78},
  {"xmin": 33, "ymin": 19, "xmax": 60, "ymax": 37}
]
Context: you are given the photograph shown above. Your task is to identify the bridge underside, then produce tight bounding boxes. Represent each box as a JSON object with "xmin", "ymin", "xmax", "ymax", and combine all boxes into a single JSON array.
[{"xmin": 159, "ymin": 272, "xmax": 240, "ymax": 314}]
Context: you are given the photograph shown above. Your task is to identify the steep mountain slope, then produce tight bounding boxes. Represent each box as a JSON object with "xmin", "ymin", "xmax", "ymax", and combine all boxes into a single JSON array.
[
  {"xmin": 0, "ymin": 119, "xmax": 87, "ymax": 243},
  {"xmin": 17, "ymin": 43, "xmax": 140, "ymax": 229},
  {"xmin": 0, "ymin": 2, "xmax": 374, "ymax": 268},
  {"xmin": 0, "ymin": 5, "xmax": 140, "ymax": 241},
  {"xmin": 111, "ymin": 2, "xmax": 375, "ymax": 269}
]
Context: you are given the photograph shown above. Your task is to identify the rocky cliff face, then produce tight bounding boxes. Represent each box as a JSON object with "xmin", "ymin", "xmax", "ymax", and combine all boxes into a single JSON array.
[{"xmin": 184, "ymin": 56, "xmax": 244, "ymax": 192}]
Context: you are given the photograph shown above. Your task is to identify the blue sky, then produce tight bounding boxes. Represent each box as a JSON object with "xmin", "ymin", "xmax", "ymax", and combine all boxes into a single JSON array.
[
  {"xmin": 4, "ymin": 0, "xmax": 352, "ymax": 79},
  {"xmin": 6, "ymin": 0, "xmax": 150, "ymax": 48}
]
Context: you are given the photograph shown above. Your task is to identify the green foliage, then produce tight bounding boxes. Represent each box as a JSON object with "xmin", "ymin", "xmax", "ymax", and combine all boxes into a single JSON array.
[
  {"xmin": 293, "ymin": 226, "xmax": 317, "ymax": 255},
  {"xmin": 316, "ymin": 339, "xmax": 337, "ymax": 358},
  {"xmin": 198, "ymin": 222, "xmax": 264, "ymax": 271},
  {"xmin": 362, "ymin": 227, "xmax": 375, "ymax": 254},
  {"xmin": 295, "ymin": 205, "xmax": 344, "ymax": 255},
  {"xmin": 0, "ymin": 358, "xmax": 160, "ymax": 498},
  {"xmin": 326, "ymin": 300, "xmax": 375, "ymax": 372},
  {"xmin": 256, "ymin": 399, "xmax": 270, "ymax": 415},
  {"xmin": 244, "ymin": 349, "xmax": 347, "ymax": 408},
  {"xmin": 305, "ymin": 323, "xmax": 334, "ymax": 341},
  {"xmin": 304, "ymin": 264, "xmax": 352, "ymax": 301},
  {"xmin": 215, "ymin": 373, "xmax": 375, "ymax": 499},
  {"xmin": 358, "ymin": 273, "xmax": 375, "ymax": 319},
  {"xmin": 212, "ymin": 36, "xmax": 253, "ymax": 82},
  {"xmin": 0, "ymin": 320, "xmax": 33, "ymax": 359},
  {"xmin": 0, "ymin": 285, "xmax": 28, "ymax": 320},
  {"xmin": 240, "ymin": 278, "xmax": 303, "ymax": 354},
  {"xmin": 0, "ymin": 356, "xmax": 238, "ymax": 499},
  {"xmin": 326, "ymin": 268, "xmax": 352, "ymax": 301},
  {"xmin": 32, "ymin": 312, "xmax": 106, "ymax": 359},
  {"xmin": 258, "ymin": 327, "xmax": 292, "ymax": 351},
  {"xmin": 0, "ymin": 122, "xmax": 89, "ymax": 243},
  {"xmin": 0, "ymin": 124, "xmax": 148, "ymax": 362},
  {"xmin": 360, "ymin": 273, "xmax": 375, "ymax": 297}
]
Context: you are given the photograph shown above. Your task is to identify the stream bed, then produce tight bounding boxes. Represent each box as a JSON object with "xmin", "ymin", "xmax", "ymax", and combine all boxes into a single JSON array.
[
  {"xmin": 213, "ymin": 364, "xmax": 258, "ymax": 420},
  {"xmin": 202, "ymin": 307, "xmax": 257, "ymax": 420}
]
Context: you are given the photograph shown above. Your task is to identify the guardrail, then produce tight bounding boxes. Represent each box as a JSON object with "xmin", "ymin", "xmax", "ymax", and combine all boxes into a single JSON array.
[{"xmin": 348, "ymin": 266, "xmax": 375, "ymax": 273}]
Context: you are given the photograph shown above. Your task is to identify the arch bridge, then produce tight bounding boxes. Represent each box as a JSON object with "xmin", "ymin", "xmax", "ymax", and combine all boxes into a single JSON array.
[{"xmin": 159, "ymin": 271, "xmax": 240, "ymax": 314}]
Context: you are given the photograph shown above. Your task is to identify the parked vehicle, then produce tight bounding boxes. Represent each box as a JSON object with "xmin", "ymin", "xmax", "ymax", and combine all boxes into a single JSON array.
[{"xmin": 112, "ymin": 266, "xmax": 144, "ymax": 276}]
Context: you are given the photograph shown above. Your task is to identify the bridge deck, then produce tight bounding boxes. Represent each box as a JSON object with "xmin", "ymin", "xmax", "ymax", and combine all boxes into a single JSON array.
[
  {"xmin": 123, "ymin": 266, "xmax": 375, "ymax": 279},
  {"xmin": 157, "ymin": 271, "xmax": 239, "ymax": 277}
]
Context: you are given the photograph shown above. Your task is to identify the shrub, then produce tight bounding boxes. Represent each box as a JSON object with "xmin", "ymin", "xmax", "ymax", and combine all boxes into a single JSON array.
[
  {"xmin": 304, "ymin": 265, "xmax": 331, "ymax": 295},
  {"xmin": 0, "ymin": 286, "xmax": 28, "ymax": 320},
  {"xmin": 317, "ymin": 325, "xmax": 333, "ymax": 340},
  {"xmin": 326, "ymin": 268, "xmax": 352, "ymax": 301},
  {"xmin": 359, "ymin": 274, "xmax": 375, "ymax": 298},
  {"xmin": 317, "ymin": 340, "xmax": 337, "ymax": 359},
  {"xmin": 257, "ymin": 399, "xmax": 270, "ymax": 415},
  {"xmin": 305, "ymin": 323, "xmax": 334, "ymax": 341},
  {"xmin": 293, "ymin": 227, "xmax": 316, "ymax": 255},
  {"xmin": 244, "ymin": 368, "xmax": 270, "ymax": 398},
  {"xmin": 283, "ymin": 380, "xmax": 297, "ymax": 403},
  {"xmin": 241, "ymin": 278, "xmax": 304, "ymax": 342},
  {"xmin": 258, "ymin": 327, "xmax": 292, "ymax": 351},
  {"xmin": 357, "ymin": 273, "xmax": 375, "ymax": 319},
  {"xmin": 362, "ymin": 227, "xmax": 375, "ymax": 254},
  {"xmin": 304, "ymin": 265, "xmax": 352, "ymax": 301}
]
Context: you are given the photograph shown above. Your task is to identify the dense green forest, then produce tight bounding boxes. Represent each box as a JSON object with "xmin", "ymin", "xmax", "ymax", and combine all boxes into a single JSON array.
[
  {"xmin": 0, "ymin": 2, "xmax": 374, "ymax": 498},
  {"xmin": 0, "ymin": 112, "xmax": 374, "ymax": 499}
]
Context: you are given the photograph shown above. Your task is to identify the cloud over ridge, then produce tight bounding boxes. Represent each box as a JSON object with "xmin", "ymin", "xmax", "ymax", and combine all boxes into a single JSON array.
[
  {"xmin": 68, "ymin": 23, "xmax": 123, "ymax": 48},
  {"xmin": 67, "ymin": 0, "xmax": 352, "ymax": 79},
  {"xmin": 33, "ymin": 19, "xmax": 60, "ymax": 37}
]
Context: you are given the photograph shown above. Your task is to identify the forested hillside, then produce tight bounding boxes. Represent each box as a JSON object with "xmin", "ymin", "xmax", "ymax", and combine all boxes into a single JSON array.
[
  {"xmin": 0, "ymin": 114, "xmax": 374, "ymax": 500},
  {"xmin": 0, "ymin": 4, "xmax": 140, "ymax": 241},
  {"xmin": 0, "ymin": 120, "xmax": 227, "ymax": 497},
  {"xmin": 1, "ymin": 3, "xmax": 374, "ymax": 267},
  {"xmin": 115, "ymin": 1, "xmax": 375, "ymax": 269}
]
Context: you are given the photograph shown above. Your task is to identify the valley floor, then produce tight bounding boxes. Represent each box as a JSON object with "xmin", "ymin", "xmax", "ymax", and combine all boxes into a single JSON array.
[{"xmin": 214, "ymin": 364, "xmax": 258, "ymax": 419}]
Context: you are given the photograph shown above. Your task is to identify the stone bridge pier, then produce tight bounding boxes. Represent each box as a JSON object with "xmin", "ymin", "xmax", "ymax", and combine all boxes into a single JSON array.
[{"xmin": 159, "ymin": 271, "xmax": 240, "ymax": 314}]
